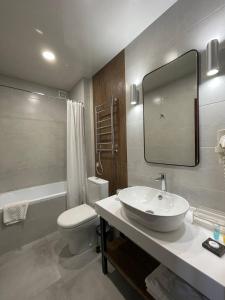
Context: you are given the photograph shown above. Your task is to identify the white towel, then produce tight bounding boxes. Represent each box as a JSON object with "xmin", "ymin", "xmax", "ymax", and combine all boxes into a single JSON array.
[
  {"xmin": 145, "ymin": 264, "xmax": 208, "ymax": 300},
  {"xmin": 3, "ymin": 201, "xmax": 29, "ymax": 225}
]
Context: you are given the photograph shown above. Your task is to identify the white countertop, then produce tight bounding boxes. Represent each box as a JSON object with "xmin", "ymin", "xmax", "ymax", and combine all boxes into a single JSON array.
[{"xmin": 95, "ymin": 196, "xmax": 225, "ymax": 300}]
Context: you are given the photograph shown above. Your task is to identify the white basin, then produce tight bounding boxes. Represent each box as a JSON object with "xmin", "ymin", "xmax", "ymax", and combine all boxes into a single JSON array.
[{"xmin": 118, "ymin": 186, "xmax": 189, "ymax": 232}]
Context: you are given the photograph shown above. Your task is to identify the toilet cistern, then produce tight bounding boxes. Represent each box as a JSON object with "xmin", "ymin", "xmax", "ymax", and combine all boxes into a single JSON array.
[{"xmin": 153, "ymin": 173, "xmax": 167, "ymax": 193}]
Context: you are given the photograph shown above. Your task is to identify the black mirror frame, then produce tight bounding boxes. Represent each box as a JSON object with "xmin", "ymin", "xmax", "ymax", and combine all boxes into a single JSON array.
[{"xmin": 142, "ymin": 49, "xmax": 199, "ymax": 167}]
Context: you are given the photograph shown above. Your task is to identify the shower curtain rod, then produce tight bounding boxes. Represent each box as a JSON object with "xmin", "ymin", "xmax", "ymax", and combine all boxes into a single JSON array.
[{"xmin": 0, "ymin": 84, "xmax": 68, "ymax": 101}]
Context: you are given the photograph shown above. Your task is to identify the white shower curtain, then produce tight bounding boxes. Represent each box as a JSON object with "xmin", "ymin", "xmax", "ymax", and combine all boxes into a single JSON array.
[{"xmin": 67, "ymin": 100, "xmax": 87, "ymax": 208}]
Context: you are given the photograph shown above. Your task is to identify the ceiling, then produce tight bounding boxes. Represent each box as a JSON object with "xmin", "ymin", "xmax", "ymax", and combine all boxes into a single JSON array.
[{"xmin": 0, "ymin": 0, "xmax": 177, "ymax": 90}]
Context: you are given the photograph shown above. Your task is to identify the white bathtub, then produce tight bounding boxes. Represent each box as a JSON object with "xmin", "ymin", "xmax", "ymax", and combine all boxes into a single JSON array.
[
  {"xmin": 0, "ymin": 182, "xmax": 67, "ymax": 255},
  {"xmin": 0, "ymin": 181, "xmax": 67, "ymax": 210}
]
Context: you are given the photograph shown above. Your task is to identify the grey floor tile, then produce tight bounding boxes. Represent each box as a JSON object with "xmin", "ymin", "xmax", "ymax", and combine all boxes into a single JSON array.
[
  {"xmin": 0, "ymin": 232, "xmax": 143, "ymax": 300},
  {"xmin": 0, "ymin": 243, "xmax": 60, "ymax": 300}
]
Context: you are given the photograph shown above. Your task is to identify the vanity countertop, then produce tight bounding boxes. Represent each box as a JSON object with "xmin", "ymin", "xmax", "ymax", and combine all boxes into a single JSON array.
[{"xmin": 95, "ymin": 196, "xmax": 225, "ymax": 300}]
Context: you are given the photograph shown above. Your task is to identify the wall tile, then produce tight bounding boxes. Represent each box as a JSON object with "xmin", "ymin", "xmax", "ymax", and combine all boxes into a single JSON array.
[
  {"xmin": 125, "ymin": 0, "xmax": 225, "ymax": 87},
  {"xmin": 0, "ymin": 87, "xmax": 66, "ymax": 122},
  {"xmin": 0, "ymin": 167, "xmax": 66, "ymax": 194},
  {"xmin": 200, "ymin": 100, "xmax": 225, "ymax": 147},
  {"xmin": 0, "ymin": 73, "xmax": 66, "ymax": 98},
  {"xmin": 125, "ymin": 0, "xmax": 225, "ymax": 212},
  {"xmin": 170, "ymin": 184, "xmax": 225, "ymax": 212},
  {"xmin": 0, "ymin": 79, "xmax": 66, "ymax": 193}
]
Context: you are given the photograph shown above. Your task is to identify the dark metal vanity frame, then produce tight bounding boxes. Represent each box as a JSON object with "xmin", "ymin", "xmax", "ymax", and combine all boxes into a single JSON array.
[
  {"xmin": 100, "ymin": 217, "xmax": 160, "ymax": 300},
  {"xmin": 100, "ymin": 217, "xmax": 108, "ymax": 274}
]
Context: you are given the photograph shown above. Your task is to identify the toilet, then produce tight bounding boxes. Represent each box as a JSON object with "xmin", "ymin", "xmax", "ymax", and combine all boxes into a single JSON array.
[{"xmin": 57, "ymin": 177, "xmax": 108, "ymax": 255}]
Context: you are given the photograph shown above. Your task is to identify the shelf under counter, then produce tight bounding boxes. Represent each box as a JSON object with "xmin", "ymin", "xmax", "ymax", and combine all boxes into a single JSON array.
[{"xmin": 105, "ymin": 237, "xmax": 159, "ymax": 300}]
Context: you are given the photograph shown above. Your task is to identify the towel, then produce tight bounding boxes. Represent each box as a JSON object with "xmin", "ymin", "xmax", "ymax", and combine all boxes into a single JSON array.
[
  {"xmin": 3, "ymin": 201, "xmax": 29, "ymax": 225},
  {"xmin": 145, "ymin": 264, "xmax": 208, "ymax": 300}
]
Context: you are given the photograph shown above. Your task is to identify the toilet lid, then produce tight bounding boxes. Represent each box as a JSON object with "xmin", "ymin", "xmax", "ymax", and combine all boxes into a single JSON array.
[{"xmin": 57, "ymin": 204, "xmax": 97, "ymax": 228}]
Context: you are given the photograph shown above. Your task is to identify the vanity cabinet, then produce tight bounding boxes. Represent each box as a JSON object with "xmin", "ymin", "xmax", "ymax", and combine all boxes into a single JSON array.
[{"xmin": 96, "ymin": 196, "xmax": 225, "ymax": 300}]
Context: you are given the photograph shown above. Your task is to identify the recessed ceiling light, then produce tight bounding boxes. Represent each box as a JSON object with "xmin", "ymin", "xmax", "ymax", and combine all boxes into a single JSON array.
[
  {"xmin": 42, "ymin": 50, "xmax": 56, "ymax": 62},
  {"xmin": 35, "ymin": 28, "xmax": 43, "ymax": 35}
]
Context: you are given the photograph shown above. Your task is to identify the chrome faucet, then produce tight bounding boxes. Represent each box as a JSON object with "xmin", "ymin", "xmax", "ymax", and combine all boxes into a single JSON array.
[{"xmin": 153, "ymin": 173, "xmax": 167, "ymax": 192}]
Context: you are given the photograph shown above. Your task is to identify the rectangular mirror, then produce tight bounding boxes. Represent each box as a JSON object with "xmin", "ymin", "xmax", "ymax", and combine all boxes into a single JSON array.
[{"xmin": 143, "ymin": 50, "xmax": 199, "ymax": 166}]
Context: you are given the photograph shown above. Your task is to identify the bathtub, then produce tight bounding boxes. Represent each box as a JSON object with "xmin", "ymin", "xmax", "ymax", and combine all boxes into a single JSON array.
[
  {"xmin": 0, "ymin": 181, "xmax": 67, "ymax": 209},
  {"xmin": 0, "ymin": 182, "xmax": 67, "ymax": 255}
]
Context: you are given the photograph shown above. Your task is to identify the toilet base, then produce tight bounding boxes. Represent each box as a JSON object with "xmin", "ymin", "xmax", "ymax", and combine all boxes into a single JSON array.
[{"xmin": 59, "ymin": 217, "xmax": 99, "ymax": 255}]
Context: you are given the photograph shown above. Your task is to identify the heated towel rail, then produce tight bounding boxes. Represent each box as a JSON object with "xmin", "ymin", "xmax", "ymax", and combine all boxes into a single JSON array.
[
  {"xmin": 95, "ymin": 97, "xmax": 118, "ymax": 175},
  {"xmin": 95, "ymin": 97, "xmax": 118, "ymax": 154}
]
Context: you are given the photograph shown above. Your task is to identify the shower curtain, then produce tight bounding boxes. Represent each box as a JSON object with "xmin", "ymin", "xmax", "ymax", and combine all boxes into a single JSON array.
[{"xmin": 67, "ymin": 100, "xmax": 87, "ymax": 208}]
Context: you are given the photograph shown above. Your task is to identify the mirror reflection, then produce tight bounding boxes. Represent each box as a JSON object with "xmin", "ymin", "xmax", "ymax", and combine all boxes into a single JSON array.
[{"xmin": 143, "ymin": 50, "xmax": 199, "ymax": 166}]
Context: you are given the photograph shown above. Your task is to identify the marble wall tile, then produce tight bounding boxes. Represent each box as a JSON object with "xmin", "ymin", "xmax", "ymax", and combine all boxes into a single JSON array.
[
  {"xmin": 0, "ymin": 88, "xmax": 66, "ymax": 122},
  {"xmin": 0, "ymin": 78, "xmax": 66, "ymax": 193},
  {"xmin": 0, "ymin": 73, "xmax": 67, "ymax": 98},
  {"xmin": 125, "ymin": 0, "xmax": 225, "ymax": 212},
  {"xmin": 200, "ymin": 101, "xmax": 225, "ymax": 147}
]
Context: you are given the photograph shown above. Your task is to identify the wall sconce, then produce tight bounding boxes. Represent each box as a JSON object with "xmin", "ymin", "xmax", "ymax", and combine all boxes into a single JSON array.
[
  {"xmin": 130, "ymin": 84, "xmax": 139, "ymax": 105},
  {"xmin": 206, "ymin": 39, "xmax": 219, "ymax": 77}
]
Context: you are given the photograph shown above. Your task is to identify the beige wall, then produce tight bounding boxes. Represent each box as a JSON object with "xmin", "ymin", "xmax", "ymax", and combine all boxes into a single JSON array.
[
  {"xmin": 0, "ymin": 75, "xmax": 67, "ymax": 193},
  {"xmin": 69, "ymin": 79, "xmax": 86, "ymax": 102},
  {"xmin": 125, "ymin": 0, "xmax": 225, "ymax": 212}
]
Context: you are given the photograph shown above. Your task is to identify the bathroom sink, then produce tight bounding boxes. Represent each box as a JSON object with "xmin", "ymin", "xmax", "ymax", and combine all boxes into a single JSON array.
[{"xmin": 118, "ymin": 186, "xmax": 189, "ymax": 232}]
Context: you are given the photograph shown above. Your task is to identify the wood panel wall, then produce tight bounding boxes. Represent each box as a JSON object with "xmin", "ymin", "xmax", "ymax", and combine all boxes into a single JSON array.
[{"xmin": 93, "ymin": 51, "xmax": 127, "ymax": 195}]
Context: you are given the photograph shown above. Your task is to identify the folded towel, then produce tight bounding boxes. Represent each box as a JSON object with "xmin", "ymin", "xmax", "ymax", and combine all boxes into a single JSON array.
[
  {"xmin": 3, "ymin": 201, "xmax": 29, "ymax": 225},
  {"xmin": 145, "ymin": 264, "xmax": 208, "ymax": 300}
]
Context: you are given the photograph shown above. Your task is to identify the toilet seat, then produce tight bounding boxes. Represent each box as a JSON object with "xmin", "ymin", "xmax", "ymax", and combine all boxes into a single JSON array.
[{"xmin": 57, "ymin": 204, "xmax": 97, "ymax": 229}]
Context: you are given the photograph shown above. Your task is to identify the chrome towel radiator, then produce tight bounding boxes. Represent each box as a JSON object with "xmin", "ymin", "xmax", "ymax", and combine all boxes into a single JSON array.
[{"xmin": 95, "ymin": 97, "xmax": 118, "ymax": 175}]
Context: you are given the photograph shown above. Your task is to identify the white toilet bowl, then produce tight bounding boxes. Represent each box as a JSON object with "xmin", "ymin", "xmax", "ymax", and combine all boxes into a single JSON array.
[
  {"xmin": 57, "ymin": 204, "xmax": 99, "ymax": 255},
  {"xmin": 57, "ymin": 177, "xmax": 108, "ymax": 255}
]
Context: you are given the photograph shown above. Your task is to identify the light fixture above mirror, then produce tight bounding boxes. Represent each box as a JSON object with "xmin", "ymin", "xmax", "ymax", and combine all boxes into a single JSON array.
[
  {"xmin": 130, "ymin": 84, "xmax": 139, "ymax": 105},
  {"xmin": 206, "ymin": 39, "xmax": 219, "ymax": 77}
]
